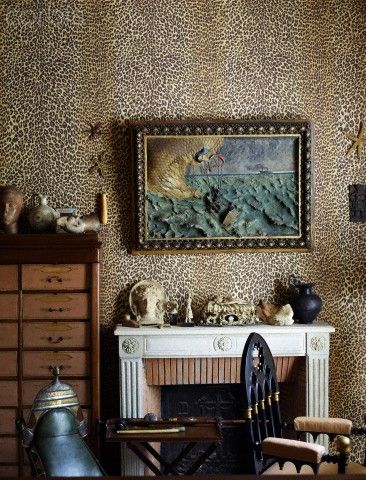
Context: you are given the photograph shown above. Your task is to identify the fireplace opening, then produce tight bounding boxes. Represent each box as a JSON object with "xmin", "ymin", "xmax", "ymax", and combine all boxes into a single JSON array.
[{"xmin": 160, "ymin": 375, "xmax": 306, "ymax": 474}]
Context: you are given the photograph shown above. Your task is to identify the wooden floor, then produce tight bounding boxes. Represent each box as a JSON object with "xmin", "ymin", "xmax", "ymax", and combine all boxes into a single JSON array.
[{"xmin": 106, "ymin": 476, "xmax": 361, "ymax": 480}]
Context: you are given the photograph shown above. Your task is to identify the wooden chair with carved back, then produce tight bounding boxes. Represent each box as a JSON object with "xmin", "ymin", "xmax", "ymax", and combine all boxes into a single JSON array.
[{"xmin": 240, "ymin": 332, "xmax": 366, "ymax": 475}]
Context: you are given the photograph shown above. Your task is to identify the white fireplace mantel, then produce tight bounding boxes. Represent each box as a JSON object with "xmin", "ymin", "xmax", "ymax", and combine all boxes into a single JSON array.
[{"xmin": 114, "ymin": 322, "xmax": 335, "ymax": 475}]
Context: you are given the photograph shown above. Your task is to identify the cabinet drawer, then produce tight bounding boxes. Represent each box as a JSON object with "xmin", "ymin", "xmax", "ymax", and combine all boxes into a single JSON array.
[
  {"xmin": 0, "ymin": 381, "xmax": 17, "ymax": 406},
  {"xmin": 23, "ymin": 322, "xmax": 89, "ymax": 348},
  {"xmin": 22, "ymin": 379, "xmax": 90, "ymax": 406},
  {"xmin": 0, "ymin": 351, "xmax": 17, "ymax": 376},
  {"xmin": 0, "ymin": 265, "xmax": 17, "ymax": 291},
  {"xmin": 0, "ymin": 466, "xmax": 18, "ymax": 477},
  {"xmin": 23, "ymin": 293, "xmax": 89, "ymax": 319},
  {"xmin": 0, "ymin": 323, "xmax": 17, "ymax": 348},
  {"xmin": 0, "ymin": 294, "xmax": 18, "ymax": 319},
  {"xmin": 22, "ymin": 264, "xmax": 89, "ymax": 290},
  {"xmin": 0, "ymin": 408, "xmax": 17, "ymax": 434},
  {"xmin": 23, "ymin": 351, "xmax": 90, "ymax": 377},
  {"xmin": 0, "ymin": 437, "xmax": 17, "ymax": 462}
]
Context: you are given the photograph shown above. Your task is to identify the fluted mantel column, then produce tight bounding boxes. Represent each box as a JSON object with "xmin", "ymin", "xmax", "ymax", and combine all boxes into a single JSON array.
[
  {"xmin": 119, "ymin": 336, "xmax": 144, "ymax": 475},
  {"xmin": 306, "ymin": 333, "xmax": 331, "ymax": 449}
]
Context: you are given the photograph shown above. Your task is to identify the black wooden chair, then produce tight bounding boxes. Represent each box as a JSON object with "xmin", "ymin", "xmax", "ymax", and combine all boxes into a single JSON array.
[{"xmin": 240, "ymin": 332, "xmax": 366, "ymax": 475}]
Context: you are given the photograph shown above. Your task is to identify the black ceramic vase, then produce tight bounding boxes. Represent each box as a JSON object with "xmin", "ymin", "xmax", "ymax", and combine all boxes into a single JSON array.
[{"xmin": 291, "ymin": 283, "xmax": 322, "ymax": 324}]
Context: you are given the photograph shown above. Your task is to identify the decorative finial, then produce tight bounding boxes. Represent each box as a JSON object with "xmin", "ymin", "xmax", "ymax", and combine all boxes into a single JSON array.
[{"xmin": 335, "ymin": 435, "xmax": 352, "ymax": 455}]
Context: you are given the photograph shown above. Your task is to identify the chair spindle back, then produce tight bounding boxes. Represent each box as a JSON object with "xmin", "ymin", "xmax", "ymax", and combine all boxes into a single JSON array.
[{"xmin": 240, "ymin": 332, "xmax": 282, "ymax": 473}]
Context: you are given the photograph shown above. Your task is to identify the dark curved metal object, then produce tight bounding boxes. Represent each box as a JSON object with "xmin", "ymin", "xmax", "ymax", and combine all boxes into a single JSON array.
[{"xmin": 32, "ymin": 408, "xmax": 104, "ymax": 477}]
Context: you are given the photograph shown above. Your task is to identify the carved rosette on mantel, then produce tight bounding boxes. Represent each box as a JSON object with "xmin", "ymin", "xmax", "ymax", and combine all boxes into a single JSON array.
[
  {"xmin": 214, "ymin": 336, "xmax": 233, "ymax": 352},
  {"xmin": 115, "ymin": 323, "xmax": 335, "ymax": 476},
  {"xmin": 121, "ymin": 338, "xmax": 139, "ymax": 354}
]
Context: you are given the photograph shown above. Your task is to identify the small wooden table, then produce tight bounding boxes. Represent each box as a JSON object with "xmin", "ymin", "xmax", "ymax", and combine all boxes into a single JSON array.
[{"xmin": 105, "ymin": 418, "xmax": 222, "ymax": 475}]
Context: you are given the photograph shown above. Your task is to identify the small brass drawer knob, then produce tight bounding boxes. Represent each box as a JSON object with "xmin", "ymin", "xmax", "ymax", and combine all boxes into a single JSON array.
[
  {"xmin": 47, "ymin": 336, "xmax": 63, "ymax": 344},
  {"xmin": 46, "ymin": 276, "xmax": 63, "ymax": 283}
]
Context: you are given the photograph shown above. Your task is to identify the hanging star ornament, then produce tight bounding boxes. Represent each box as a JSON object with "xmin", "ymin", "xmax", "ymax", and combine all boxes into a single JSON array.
[
  {"xmin": 345, "ymin": 121, "xmax": 366, "ymax": 160},
  {"xmin": 83, "ymin": 121, "xmax": 103, "ymax": 140}
]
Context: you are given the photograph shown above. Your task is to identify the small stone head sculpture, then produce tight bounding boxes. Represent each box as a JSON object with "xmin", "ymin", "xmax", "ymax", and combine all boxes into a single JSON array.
[
  {"xmin": 0, "ymin": 185, "xmax": 24, "ymax": 234},
  {"xmin": 129, "ymin": 280, "xmax": 168, "ymax": 326}
]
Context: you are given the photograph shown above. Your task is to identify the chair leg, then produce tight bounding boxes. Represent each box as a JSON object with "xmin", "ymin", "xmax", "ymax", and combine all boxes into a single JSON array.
[
  {"xmin": 338, "ymin": 453, "xmax": 349, "ymax": 474},
  {"xmin": 335, "ymin": 436, "xmax": 351, "ymax": 473}
]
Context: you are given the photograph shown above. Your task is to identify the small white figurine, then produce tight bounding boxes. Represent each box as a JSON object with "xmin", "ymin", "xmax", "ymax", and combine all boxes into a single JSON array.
[{"xmin": 185, "ymin": 292, "xmax": 194, "ymax": 324}]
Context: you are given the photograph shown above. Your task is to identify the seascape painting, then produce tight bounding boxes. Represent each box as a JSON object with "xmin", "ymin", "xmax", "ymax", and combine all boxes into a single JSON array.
[
  {"xmin": 145, "ymin": 135, "xmax": 300, "ymax": 240},
  {"xmin": 132, "ymin": 121, "xmax": 311, "ymax": 253}
]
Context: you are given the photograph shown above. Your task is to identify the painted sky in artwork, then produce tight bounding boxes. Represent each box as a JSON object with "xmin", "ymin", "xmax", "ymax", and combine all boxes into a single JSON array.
[{"xmin": 187, "ymin": 136, "xmax": 298, "ymax": 175}]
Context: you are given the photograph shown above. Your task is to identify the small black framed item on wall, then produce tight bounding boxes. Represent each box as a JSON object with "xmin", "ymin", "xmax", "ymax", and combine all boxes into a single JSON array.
[{"xmin": 131, "ymin": 120, "xmax": 313, "ymax": 254}]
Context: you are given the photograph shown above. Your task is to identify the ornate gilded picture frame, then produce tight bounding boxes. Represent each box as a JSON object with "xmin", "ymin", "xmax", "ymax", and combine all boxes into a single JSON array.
[{"xmin": 131, "ymin": 120, "xmax": 312, "ymax": 254}]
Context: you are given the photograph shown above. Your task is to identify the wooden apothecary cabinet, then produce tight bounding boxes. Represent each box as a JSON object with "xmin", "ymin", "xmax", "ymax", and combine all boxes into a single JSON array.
[{"xmin": 0, "ymin": 234, "xmax": 101, "ymax": 476}]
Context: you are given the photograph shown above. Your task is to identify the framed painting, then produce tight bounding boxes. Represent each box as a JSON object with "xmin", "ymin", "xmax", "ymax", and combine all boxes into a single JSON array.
[{"xmin": 131, "ymin": 120, "xmax": 312, "ymax": 254}]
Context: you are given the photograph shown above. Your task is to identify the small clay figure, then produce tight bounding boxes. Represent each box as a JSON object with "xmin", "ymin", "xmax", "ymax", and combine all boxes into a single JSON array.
[
  {"xmin": 57, "ymin": 213, "xmax": 100, "ymax": 234},
  {"xmin": 256, "ymin": 301, "xmax": 294, "ymax": 326},
  {"xmin": 0, "ymin": 185, "xmax": 24, "ymax": 234}
]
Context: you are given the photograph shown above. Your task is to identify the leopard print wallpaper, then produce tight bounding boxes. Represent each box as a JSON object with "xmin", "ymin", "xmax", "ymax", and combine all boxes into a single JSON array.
[{"xmin": 1, "ymin": 0, "xmax": 365, "ymax": 462}]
